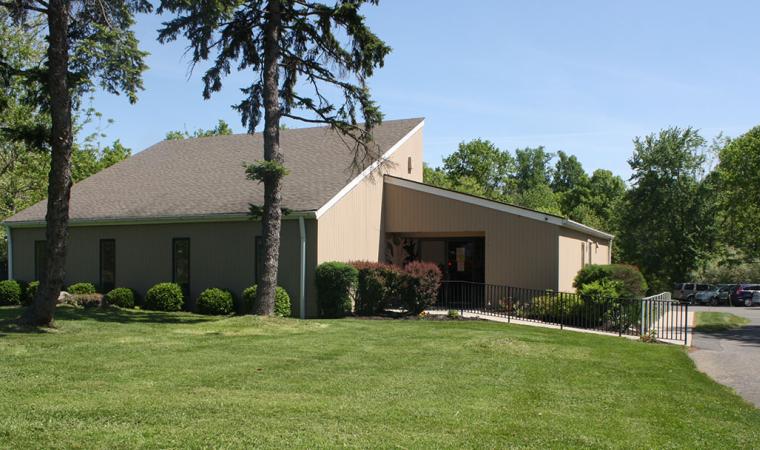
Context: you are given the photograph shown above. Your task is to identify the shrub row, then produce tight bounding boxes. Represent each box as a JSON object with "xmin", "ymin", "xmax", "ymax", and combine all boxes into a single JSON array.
[
  {"xmin": 2, "ymin": 279, "xmax": 291, "ymax": 317},
  {"xmin": 314, "ymin": 260, "xmax": 442, "ymax": 317}
]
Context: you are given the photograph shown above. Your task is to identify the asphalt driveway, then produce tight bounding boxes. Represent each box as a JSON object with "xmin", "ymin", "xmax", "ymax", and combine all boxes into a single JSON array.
[{"xmin": 689, "ymin": 306, "xmax": 760, "ymax": 408}]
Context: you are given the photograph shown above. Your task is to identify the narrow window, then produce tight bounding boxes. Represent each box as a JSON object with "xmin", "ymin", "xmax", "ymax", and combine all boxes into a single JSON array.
[
  {"xmin": 581, "ymin": 243, "xmax": 586, "ymax": 267},
  {"xmin": 255, "ymin": 236, "xmax": 263, "ymax": 285},
  {"xmin": 34, "ymin": 240, "xmax": 47, "ymax": 281},
  {"xmin": 100, "ymin": 239, "xmax": 116, "ymax": 293},
  {"xmin": 172, "ymin": 238, "xmax": 190, "ymax": 299},
  {"xmin": 407, "ymin": 156, "xmax": 413, "ymax": 174}
]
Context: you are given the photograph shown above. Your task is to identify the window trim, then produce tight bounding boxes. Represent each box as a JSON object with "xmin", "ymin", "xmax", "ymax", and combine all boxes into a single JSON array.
[{"xmin": 99, "ymin": 239, "xmax": 116, "ymax": 293}]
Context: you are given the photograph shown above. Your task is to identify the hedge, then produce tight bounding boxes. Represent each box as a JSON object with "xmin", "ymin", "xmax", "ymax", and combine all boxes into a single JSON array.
[
  {"xmin": 0, "ymin": 280, "xmax": 22, "ymax": 306},
  {"xmin": 242, "ymin": 285, "xmax": 292, "ymax": 317},
  {"xmin": 105, "ymin": 288, "xmax": 136, "ymax": 308},
  {"xmin": 197, "ymin": 288, "xmax": 234, "ymax": 315},
  {"xmin": 67, "ymin": 282, "xmax": 97, "ymax": 295},
  {"xmin": 315, "ymin": 262, "xmax": 358, "ymax": 317},
  {"xmin": 352, "ymin": 261, "xmax": 402, "ymax": 316},
  {"xmin": 573, "ymin": 264, "xmax": 648, "ymax": 299},
  {"xmin": 144, "ymin": 283, "xmax": 184, "ymax": 311}
]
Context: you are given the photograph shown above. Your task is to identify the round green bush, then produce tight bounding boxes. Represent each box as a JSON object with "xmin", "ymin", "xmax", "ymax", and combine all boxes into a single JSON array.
[
  {"xmin": 197, "ymin": 288, "xmax": 234, "ymax": 315},
  {"xmin": 144, "ymin": 283, "xmax": 184, "ymax": 312},
  {"xmin": 242, "ymin": 285, "xmax": 292, "ymax": 317},
  {"xmin": 315, "ymin": 262, "xmax": 358, "ymax": 317},
  {"xmin": 0, "ymin": 280, "xmax": 22, "ymax": 306},
  {"xmin": 24, "ymin": 281, "xmax": 39, "ymax": 306},
  {"xmin": 67, "ymin": 282, "xmax": 97, "ymax": 295},
  {"xmin": 105, "ymin": 287, "xmax": 136, "ymax": 308}
]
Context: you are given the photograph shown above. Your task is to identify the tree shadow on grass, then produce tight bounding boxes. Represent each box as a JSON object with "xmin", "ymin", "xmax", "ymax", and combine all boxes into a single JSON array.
[{"xmin": 0, "ymin": 305, "xmax": 213, "ymax": 336}]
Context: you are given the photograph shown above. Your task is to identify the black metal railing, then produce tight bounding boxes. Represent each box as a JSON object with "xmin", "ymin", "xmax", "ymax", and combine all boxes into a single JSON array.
[{"xmin": 434, "ymin": 281, "xmax": 688, "ymax": 344}]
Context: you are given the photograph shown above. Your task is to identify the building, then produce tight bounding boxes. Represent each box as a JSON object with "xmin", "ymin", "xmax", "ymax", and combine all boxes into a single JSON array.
[{"xmin": 3, "ymin": 118, "xmax": 612, "ymax": 317}]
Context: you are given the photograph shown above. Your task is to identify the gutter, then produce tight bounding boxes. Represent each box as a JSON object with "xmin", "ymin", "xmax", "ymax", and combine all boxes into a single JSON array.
[
  {"xmin": 298, "ymin": 216, "xmax": 307, "ymax": 319},
  {"xmin": 3, "ymin": 210, "xmax": 318, "ymax": 229},
  {"xmin": 4, "ymin": 224, "xmax": 11, "ymax": 280}
]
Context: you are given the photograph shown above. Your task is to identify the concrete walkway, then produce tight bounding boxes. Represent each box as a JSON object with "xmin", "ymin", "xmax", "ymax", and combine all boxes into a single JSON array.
[{"xmin": 690, "ymin": 306, "xmax": 760, "ymax": 408}]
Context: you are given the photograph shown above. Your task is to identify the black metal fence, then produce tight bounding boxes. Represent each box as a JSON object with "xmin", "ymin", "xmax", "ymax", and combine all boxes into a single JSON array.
[{"xmin": 434, "ymin": 281, "xmax": 688, "ymax": 344}]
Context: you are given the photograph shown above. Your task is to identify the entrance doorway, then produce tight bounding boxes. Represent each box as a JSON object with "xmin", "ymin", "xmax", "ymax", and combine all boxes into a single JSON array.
[{"xmin": 386, "ymin": 235, "xmax": 485, "ymax": 283}]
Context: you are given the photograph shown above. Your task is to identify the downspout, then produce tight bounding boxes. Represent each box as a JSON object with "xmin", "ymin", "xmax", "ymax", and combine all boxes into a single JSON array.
[
  {"xmin": 298, "ymin": 216, "xmax": 306, "ymax": 319},
  {"xmin": 4, "ymin": 225, "xmax": 12, "ymax": 280}
]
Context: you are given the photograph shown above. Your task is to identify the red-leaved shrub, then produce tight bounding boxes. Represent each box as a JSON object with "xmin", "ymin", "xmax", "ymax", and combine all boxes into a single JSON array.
[{"xmin": 400, "ymin": 261, "xmax": 442, "ymax": 315}]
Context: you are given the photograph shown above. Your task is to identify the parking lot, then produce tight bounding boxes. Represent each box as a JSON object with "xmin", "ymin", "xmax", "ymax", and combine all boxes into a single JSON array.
[{"xmin": 690, "ymin": 305, "xmax": 760, "ymax": 408}]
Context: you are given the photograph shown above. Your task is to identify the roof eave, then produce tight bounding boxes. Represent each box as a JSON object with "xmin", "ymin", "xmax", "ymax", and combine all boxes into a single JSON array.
[{"xmin": 3, "ymin": 210, "xmax": 317, "ymax": 229}]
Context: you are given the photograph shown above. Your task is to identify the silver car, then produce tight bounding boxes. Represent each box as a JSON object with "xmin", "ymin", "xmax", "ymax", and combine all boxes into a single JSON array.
[
  {"xmin": 694, "ymin": 285, "xmax": 719, "ymax": 306},
  {"xmin": 751, "ymin": 291, "xmax": 760, "ymax": 307}
]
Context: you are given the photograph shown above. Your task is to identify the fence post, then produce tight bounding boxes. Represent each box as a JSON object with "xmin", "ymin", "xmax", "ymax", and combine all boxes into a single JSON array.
[
  {"xmin": 684, "ymin": 303, "xmax": 689, "ymax": 346},
  {"xmin": 618, "ymin": 302, "xmax": 623, "ymax": 337}
]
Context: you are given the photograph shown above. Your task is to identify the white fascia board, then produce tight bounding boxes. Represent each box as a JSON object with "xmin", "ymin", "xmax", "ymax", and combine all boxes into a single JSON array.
[
  {"xmin": 3, "ymin": 211, "xmax": 317, "ymax": 229},
  {"xmin": 384, "ymin": 176, "xmax": 614, "ymax": 240},
  {"xmin": 562, "ymin": 219, "xmax": 615, "ymax": 241},
  {"xmin": 314, "ymin": 120, "xmax": 425, "ymax": 219}
]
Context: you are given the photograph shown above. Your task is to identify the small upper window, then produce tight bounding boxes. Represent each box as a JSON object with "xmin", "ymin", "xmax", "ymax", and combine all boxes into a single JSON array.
[{"xmin": 407, "ymin": 156, "xmax": 413, "ymax": 174}]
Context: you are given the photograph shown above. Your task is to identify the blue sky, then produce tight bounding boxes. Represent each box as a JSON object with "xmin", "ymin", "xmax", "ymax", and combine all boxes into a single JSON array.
[{"xmin": 87, "ymin": 1, "xmax": 760, "ymax": 179}]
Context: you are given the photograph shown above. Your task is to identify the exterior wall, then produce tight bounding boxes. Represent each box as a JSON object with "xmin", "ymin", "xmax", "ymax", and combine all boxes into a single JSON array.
[
  {"xmin": 316, "ymin": 126, "xmax": 423, "ymax": 263},
  {"xmin": 10, "ymin": 219, "xmax": 319, "ymax": 317},
  {"xmin": 382, "ymin": 183, "xmax": 560, "ymax": 290},
  {"xmin": 557, "ymin": 228, "xmax": 613, "ymax": 292}
]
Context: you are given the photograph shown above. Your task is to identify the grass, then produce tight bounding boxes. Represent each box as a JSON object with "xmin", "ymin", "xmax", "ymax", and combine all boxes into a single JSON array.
[
  {"xmin": 1, "ymin": 306, "xmax": 759, "ymax": 448},
  {"xmin": 694, "ymin": 312, "xmax": 751, "ymax": 333}
]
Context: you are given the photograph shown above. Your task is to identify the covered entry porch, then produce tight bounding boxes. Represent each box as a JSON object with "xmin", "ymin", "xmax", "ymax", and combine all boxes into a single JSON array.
[{"xmin": 384, "ymin": 232, "xmax": 485, "ymax": 283}]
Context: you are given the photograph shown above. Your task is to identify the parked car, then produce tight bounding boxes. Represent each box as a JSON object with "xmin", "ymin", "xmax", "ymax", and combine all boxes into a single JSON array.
[
  {"xmin": 752, "ymin": 291, "xmax": 760, "ymax": 307},
  {"xmin": 672, "ymin": 283, "xmax": 714, "ymax": 304},
  {"xmin": 731, "ymin": 284, "xmax": 760, "ymax": 307},
  {"xmin": 693, "ymin": 285, "xmax": 720, "ymax": 305},
  {"xmin": 716, "ymin": 284, "xmax": 737, "ymax": 305}
]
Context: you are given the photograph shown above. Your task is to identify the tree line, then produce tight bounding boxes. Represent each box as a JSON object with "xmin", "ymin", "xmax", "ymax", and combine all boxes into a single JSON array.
[{"xmin": 425, "ymin": 126, "xmax": 760, "ymax": 293}]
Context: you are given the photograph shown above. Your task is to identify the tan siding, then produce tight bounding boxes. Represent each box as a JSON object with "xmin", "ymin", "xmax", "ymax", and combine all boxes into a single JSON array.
[
  {"xmin": 382, "ymin": 183, "xmax": 560, "ymax": 290},
  {"xmin": 557, "ymin": 228, "xmax": 613, "ymax": 292},
  {"xmin": 10, "ymin": 220, "xmax": 319, "ymax": 317},
  {"xmin": 317, "ymin": 127, "xmax": 423, "ymax": 263}
]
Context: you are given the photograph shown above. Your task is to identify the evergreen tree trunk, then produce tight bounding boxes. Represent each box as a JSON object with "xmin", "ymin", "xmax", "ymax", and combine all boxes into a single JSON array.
[
  {"xmin": 23, "ymin": 0, "xmax": 73, "ymax": 327},
  {"xmin": 254, "ymin": 0, "xmax": 283, "ymax": 316}
]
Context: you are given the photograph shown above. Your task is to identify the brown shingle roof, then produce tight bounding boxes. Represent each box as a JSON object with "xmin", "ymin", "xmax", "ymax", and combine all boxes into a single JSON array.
[{"xmin": 6, "ymin": 118, "xmax": 423, "ymax": 224}]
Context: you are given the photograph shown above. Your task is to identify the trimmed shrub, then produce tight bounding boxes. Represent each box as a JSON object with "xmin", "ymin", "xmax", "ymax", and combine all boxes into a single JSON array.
[
  {"xmin": 67, "ymin": 282, "xmax": 97, "ymax": 295},
  {"xmin": 197, "ymin": 288, "xmax": 234, "ymax": 315},
  {"xmin": 573, "ymin": 264, "xmax": 648, "ymax": 299},
  {"xmin": 315, "ymin": 262, "xmax": 358, "ymax": 317},
  {"xmin": 0, "ymin": 280, "xmax": 22, "ymax": 305},
  {"xmin": 399, "ymin": 261, "xmax": 442, "ymax": 315},
  {"xmin": 352, "ymin": 261, "xmax": 402, "ymax": 315},
  {"xmin": 242, "ymin": 285, "xmax": 292, "ymax": 317},
  {"xmin": 24, "ymin": 281, "xmax": 39, "ymax": 306},
  {"xmin": 105, "ymin": 288, "xmax": 136, "ymax": 308},
  {"xmin": 578, "ymin": 279, "xmax": 621, "ymax": 301},
  {"xmin": 144, "ymin": 283, "xmax": 184, "ymax": 312}
]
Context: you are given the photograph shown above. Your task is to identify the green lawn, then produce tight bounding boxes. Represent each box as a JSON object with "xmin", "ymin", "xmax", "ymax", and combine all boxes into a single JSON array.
[
  {"xmin": 694, "ymin": 312, "xmax": 752, "ymax": 333},
  {"xmin": 1, "ymin": 306, "xmax": 759, "ymax": 448}
]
